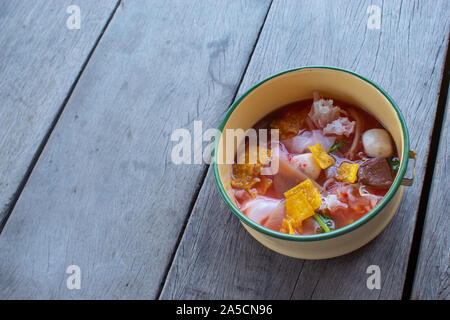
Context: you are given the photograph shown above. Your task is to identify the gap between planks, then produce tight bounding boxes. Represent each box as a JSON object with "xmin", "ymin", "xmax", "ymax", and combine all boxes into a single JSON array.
[
  {"xmin": 402, "ymin": 38, "xmax": 450, "ymax": 300},
  {"xmin": 157, "ymin": 1, "xmax": 450, "ymax": 299},
  {"xmin": 0, "ymin": 0, "xmax": 123, "ymax": 234},
  {"xmin": 155, "ymin": 0, "xmax": 275, "ymax": 300}
]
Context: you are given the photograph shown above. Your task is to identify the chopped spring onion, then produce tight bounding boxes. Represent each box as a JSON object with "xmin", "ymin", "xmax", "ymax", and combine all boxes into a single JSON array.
[
  {"xmin": 329, "ymin": 139, "xmax": 347, "ymax": 153},
  {"xmin": 390, "ymin": 157, "xmax": 400, "ymax": 171},
  {"xmin": 320, "ymin": 212, "xmax": 331, "ymax": 220},
  {"xmin": 313, "ymin": 214, "xmax": 331, "ymax": 233}
]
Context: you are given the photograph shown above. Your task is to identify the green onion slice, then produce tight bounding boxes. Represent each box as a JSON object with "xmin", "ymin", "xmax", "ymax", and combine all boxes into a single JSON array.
[
  {"xmin": 329, "ymin": 139, "xmax": 347, "ymax": 153},
  {"xmin": 313, "ymin": 214, "xmax": 331, "ymax": 233},
  {"xmin": 390, "ymin": 158, "xmax": 400, "ymax": 171}
]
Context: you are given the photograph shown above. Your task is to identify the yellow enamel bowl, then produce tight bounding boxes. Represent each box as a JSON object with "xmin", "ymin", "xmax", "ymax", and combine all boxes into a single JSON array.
[{"xmin": 212, "ymin": 66, "xmax": 415, "ymax": 260}]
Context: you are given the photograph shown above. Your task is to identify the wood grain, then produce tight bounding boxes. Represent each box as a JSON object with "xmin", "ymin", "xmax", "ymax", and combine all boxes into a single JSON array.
[
  {"xmin": 412, "ymin": 94, "xmax": 449, "ymax": 300},
  {"xmin": 0, "ymin": 0, "xmax": 272, "ymax": 299},
  {"xmin": 161, "ymin": 0, "xmax": 450, "ymax": 299},
  {"xmin": 0, "ymin": 0, "xmax": 119, "ymax": 225}
]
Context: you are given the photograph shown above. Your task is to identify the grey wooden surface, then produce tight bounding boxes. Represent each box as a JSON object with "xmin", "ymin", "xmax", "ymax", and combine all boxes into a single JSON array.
[
  {"xmin": 0, "ymin": 0, "xmax": 119, "ymax": 225},
  {"xmin": 160, "ymin": 0, "xmax": 450, "ymax": 299},
  {"xmin": 0, "ymin": 0, "xmax": 271, "ymax": 299},
  {"xmin": 0, "ymin": 0, "xmax": 448, "ymax": 300},
  {"xmin": 412, "ymin": 92, "xmax": 449, "ymax": 300}
]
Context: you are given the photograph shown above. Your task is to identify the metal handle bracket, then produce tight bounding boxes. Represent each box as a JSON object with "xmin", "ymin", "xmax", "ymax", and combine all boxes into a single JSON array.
[{"xmin": 401, "ymin": 150, "xmax": 416, "ymax": 186}]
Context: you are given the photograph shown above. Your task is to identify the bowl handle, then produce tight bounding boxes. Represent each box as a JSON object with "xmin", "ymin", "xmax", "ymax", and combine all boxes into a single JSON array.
[{"xmin": 401, "ymin": 150, "xmax": 416, "ymax": 186}]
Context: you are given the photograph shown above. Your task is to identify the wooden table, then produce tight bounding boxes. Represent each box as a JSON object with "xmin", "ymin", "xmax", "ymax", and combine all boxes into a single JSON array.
[{"xmin": 0, "ymin": 0, "xmax": 448, "ymax": 300}]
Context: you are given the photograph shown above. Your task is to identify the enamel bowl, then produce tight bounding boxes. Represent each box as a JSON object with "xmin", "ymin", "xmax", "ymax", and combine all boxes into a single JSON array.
[{"xmin": 213, "ymin": 67, "xmax": 415, "ymax": 259}]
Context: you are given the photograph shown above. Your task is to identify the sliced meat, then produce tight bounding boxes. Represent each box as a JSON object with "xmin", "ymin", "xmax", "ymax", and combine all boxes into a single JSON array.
[
  {"xmin": 283, "ymin": 130, "xmax": 336, "ymax": 154},
  {"xmin": 272, "ymin": 157, "xmax": 321, "ymax": 196},
  {"xmin": 240, "ymin": 196, "xmax": 286, "ymax": 231},
  {"xmin": 234, "ymin": 189, "xmax": 251, "ymax": 203},
  {"xmin": 241, "ymin": 196, "xmax": 282, "ymax": 225},
  {"xmin": 272, "ymin": 157, "xmax": 308, "ymax": 196},
  {"xmin": 358, "ymin": 157, "xmax": 394, "ymax": 188},
  {"xmin": 263, "ymin": 200, "xmax": 286, "ymax": 231}
]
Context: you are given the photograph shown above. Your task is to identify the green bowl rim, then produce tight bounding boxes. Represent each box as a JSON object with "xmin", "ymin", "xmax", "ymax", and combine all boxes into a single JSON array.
[{"xmin": 212, "ymin": 66, "xmax": 410, "ymax": 242}]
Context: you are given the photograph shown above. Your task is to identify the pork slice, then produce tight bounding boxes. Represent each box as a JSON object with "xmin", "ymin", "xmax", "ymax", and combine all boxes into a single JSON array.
[
  {"xmin": 263, "ymin": 200, "xmax": 286, "ymax": 231},
  {"xmin": 358, "ymin": 157, "xmax": 393, "ymax": 188},
  {"xmin": 241, "ymin": 196, "xmax": 281, "ymax": 225},
  {"xmin": 283, "ymin": 130, "xmax": 336, "ymax": 154},
  {"xmin": 272, "ymin": 157, "xmax": 314, "ymax": 196},
  {"xmin": 234, "ymin": 189, "xmax": 251, "ymax": 203}
]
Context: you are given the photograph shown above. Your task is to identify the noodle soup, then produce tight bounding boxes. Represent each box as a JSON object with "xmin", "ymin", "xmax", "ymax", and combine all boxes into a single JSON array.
[{"xmin": 231, "ymin": 92, "xmax": 399, "ymax": 236}]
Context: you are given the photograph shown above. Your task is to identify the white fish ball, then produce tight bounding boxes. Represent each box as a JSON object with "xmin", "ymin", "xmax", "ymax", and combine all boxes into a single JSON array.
[
  {"xmin": 362, "ymin": 128, "xmax": 393, "ymax": 158},
  {"xmin": 290, "ymin": 153, "xmax": 321, "ymax": 180}
]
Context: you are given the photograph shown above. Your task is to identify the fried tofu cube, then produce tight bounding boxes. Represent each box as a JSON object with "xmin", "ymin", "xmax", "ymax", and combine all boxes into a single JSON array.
[
  {"xmin": 280, "ymin": 219, "xmax": 296, "ymax": 235},
  {"xmin": 284, "ymin": 179, "xmax": 321, "ymax": 210},
  {"xmin": 308, "ymin": 143, "xmax": 335, "ymax": 169},
  {"xmin": 336, "ymin": 162, "xmax": 359, "ymax": 183},
  {"xmin": 270, "ymin": 108, "xmax": 309, "ymax": 140},
  {"xmin": 285, "ymin": 191, "xmax": 315, "ymax": 229},
  {"xmin": 232, "ymin": 146, "xmax": 272, "ymax": 191}
]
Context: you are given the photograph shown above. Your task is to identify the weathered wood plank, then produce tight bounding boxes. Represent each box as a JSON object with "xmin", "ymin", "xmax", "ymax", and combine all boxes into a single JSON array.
[
  {"xmin": 0, "ymin": 0, "xmax": 271, "ymax": 299},
  {"xmin": 0, "ymin": 0, "xmax": 119, "ymax": 224},
  {"xmin": 161, "ymin": 0, "xmax": 450, "ymax": 299},
  {"xmin": 412, "ymin": 93, "xmax": 449, "ymax": 300}
]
